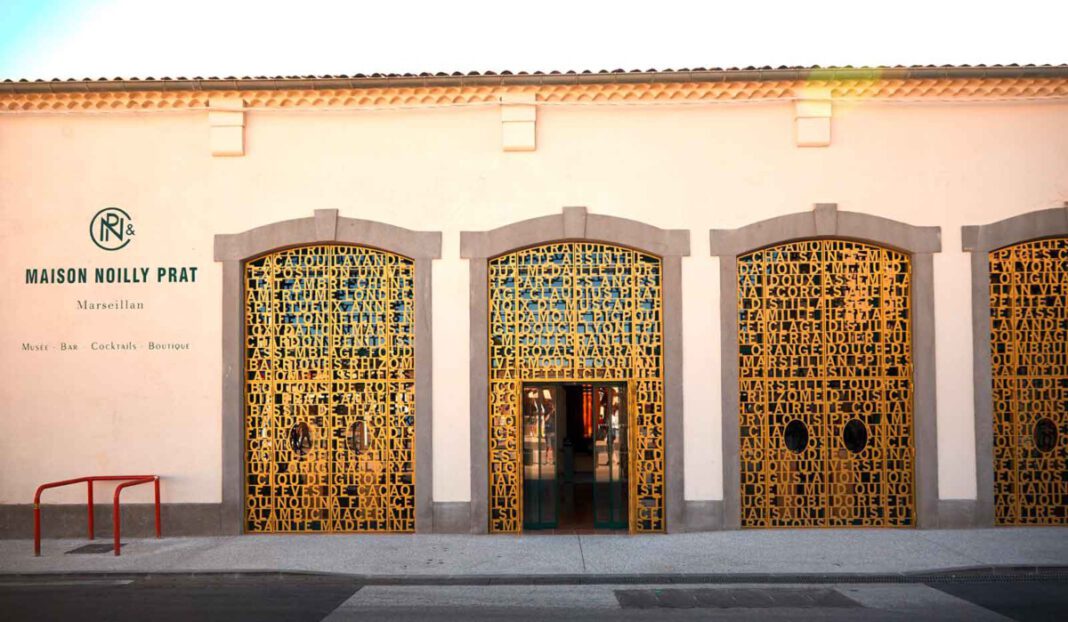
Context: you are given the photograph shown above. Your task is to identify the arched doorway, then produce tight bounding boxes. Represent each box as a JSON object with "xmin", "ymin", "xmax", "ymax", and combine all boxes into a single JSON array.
[
  {"xmin": 462, "ymin": 207, "xmax": 690, "ymax": 534},
  {"xmin": 215, "ymin": 210, "xmax": 441, "ymax": 534},
  {"xmin": 487, "ymin": 241, "xmax": 665, "ymax": 532},
  {"xmin": 988, "ymin": 237, "xmax": 1067, "ymax": 525},
  {"xmin": 736, "ymin": 239, "xmax": 915, "ymax": 527},
  {"xmin": 244, "ymin": 244, "xmax": 416, "ymax": 532},
  {"xmin": 963, "ymin": 209, "xmax": 1068, "ymax": 527},
  {"xmin": 712, "ymin": 204, "xmax": 942, "ymax": 529}
]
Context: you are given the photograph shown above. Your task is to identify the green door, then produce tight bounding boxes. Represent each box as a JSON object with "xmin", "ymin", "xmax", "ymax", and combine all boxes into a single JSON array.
[
  {"xmin": 593, "ymin": 384, "xmax": 629, "ymax": 529},
  {"xmin": 522, "ymin": 385, "xmax": 559, "ymax": 529}
]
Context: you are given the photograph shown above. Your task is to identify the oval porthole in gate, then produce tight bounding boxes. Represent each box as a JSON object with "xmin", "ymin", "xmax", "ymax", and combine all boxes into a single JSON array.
[
  {"xmin": 1033, "ymin": 418, "xmax": 1058, "ymax": 453},
  {"xmin": 288, "ymin": 422, "xmax": 312, "ymax": 456},
  {"xmin": 843, "ymin": 419, "xmax": 868, "ymax": 453},
  {"xmin": 347, "ymin": 421, "xmax": 369, "ymax": 454},
  {"xmin": 783, "ymin": 420, "xmax": 809, "ymax": 453}
]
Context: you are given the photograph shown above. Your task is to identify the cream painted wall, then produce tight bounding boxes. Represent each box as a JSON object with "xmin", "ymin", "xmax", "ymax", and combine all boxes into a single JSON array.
[
  {"xmin": 431, "ymin": 232, "xmax": 471, "ymax": 502},
  {"xmin": 682, "ymin": 246, "xmax": 721, "ymax": 501},
  {"xmin": 1, "ymin": 98, "xmax": 1066, "ymax": 506},
  {"xmin": 0, "ymin": 113, "xmax": 217, "ymax": 503}
]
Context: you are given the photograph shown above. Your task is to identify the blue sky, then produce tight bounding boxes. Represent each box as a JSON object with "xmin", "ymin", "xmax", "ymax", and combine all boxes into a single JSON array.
[{"xmin": 2, "ymin": 0, "xmax": 1065, "ymax": 81}]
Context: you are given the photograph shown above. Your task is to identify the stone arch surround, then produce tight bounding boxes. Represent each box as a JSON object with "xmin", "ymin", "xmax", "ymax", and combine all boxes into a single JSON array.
[
  {"xmin": 710, "ymin": 203, "xmax": 943, "ymax": 529},
  {"xmin": 962, "ymin": 206, "xmax": 1068, "ymax": 526},
  {"xmin": 460, "ymin": 207, "xmax": 691, "ymax": 533},
  {"xmin": 214, "ymin": 209, "xmax": 442, "ymax": 533}
]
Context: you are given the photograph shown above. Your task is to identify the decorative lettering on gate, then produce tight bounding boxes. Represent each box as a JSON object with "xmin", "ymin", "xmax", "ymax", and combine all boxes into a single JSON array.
[
  {"xmin": 488, "ymin": 242, "xmax": 665, "ymax": 533},
  {"xmin": 737, "ymin": 239, "xmax": 915, "ymax": 528},
  {"xmin": 245, "ymin": 244, "xmax": 416, "ymax": 532},
  {"xmin": 989, "ymin": 237, "xmax": 1068, "ymax": 525}
]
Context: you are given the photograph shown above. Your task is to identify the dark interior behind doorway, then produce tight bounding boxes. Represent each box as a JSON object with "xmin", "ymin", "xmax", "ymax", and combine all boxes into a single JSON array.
[{"xmin": 522, "ymin": 383, "xmax": 628, "ymax": 532}]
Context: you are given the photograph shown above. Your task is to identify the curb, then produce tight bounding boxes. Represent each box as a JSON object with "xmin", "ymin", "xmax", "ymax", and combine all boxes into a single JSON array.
[{"xmin": 1, "ymin": 566, "xmax": 1066, "ymax": 585}]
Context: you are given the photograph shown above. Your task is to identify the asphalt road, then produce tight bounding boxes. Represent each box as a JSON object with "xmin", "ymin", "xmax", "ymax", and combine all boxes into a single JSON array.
[
  {"xmin": 1, "ymin": 574, "xmax": 1066, "ymax": 621},
  {"xmin": 0, "ymin": 574, "xmax": 361, "ymax": 622}
]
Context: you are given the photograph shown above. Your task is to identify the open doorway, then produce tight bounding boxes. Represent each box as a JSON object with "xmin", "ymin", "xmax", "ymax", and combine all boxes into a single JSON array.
[{"xmin": 522, "ymin": 383, "xmax": 628, "ymax": 532}]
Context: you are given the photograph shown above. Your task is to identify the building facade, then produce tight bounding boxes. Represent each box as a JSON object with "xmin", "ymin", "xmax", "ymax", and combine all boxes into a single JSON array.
[{"xmin": 1, "ymin": 66, "xmax": 1066, "ymax": 536}]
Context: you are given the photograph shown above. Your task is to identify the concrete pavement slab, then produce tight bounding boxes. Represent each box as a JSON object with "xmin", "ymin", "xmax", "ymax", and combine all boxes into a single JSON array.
[
  {"xmin": 915, "ymin": 527, "xmax": 1068, "ymax": 566},
  {"xmin": 577, "ymin": 530, "xmax": 986, "ymax": 574},
  {"xmin": 168, "ymin": 534, "xmax": 585, "ymax": 576}
]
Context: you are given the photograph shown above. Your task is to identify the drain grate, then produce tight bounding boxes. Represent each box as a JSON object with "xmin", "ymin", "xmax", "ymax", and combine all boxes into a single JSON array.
[
  {"xmin": 615, "ymin": 587, "xmax": 862, "ymax": 609},
  {"xmin": 66, "ymin": 543, "xmax": 123, "ymax": 554}
]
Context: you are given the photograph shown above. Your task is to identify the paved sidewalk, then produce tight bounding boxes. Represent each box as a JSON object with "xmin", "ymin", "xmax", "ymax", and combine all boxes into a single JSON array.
[{"xmin": 2, "ymin": 528, "xmax": 1066, "ymax": 578}]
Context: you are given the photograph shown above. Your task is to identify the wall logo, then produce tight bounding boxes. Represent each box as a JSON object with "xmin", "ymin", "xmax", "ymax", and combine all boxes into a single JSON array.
[{"xmin": 90, "ymin": 207, "xmax": 135, "ymax": 251}]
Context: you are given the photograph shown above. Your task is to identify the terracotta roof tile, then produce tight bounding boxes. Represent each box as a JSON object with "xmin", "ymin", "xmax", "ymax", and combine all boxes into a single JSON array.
[{"xmin": 2, "ymin": 64, "xmax": 1066, "ymax": 94}]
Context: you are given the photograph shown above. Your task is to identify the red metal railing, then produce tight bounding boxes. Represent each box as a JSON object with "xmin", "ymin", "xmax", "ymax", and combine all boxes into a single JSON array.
[{"xmin": 34, "ymin": 475, "xmax": 161, "ymax": 556}]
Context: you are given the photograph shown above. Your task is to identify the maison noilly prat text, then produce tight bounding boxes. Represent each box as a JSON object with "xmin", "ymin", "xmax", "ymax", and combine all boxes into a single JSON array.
[
  {"xmin": 24, "ymin": 207, "xmax": 199, "ymax": 286},
  {"xmin": 25, "ymin": 266, "xmax": 198, "ymax": 284}
]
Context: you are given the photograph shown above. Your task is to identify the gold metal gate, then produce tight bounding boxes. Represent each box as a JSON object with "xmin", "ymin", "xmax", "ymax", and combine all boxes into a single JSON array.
[
  {"xmin": 737, "ymin": 239, "xmax": 914, "ymax": 527},
  {"xmin": 989, "ymin": 237, "xmax": 1068, "ymax": 525},
  {"xmin": 244, "ymin": 244, "xmax": 416, "ymax": 532},
  {"xmin": 488, "ymin": 242, "xmax": 665, "ymax": 533}
]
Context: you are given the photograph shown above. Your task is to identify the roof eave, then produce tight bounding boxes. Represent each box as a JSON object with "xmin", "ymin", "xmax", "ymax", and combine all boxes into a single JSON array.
[{"xmin": 2, "ymin": 65, "xmax": 1067, "ymax": 95}]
